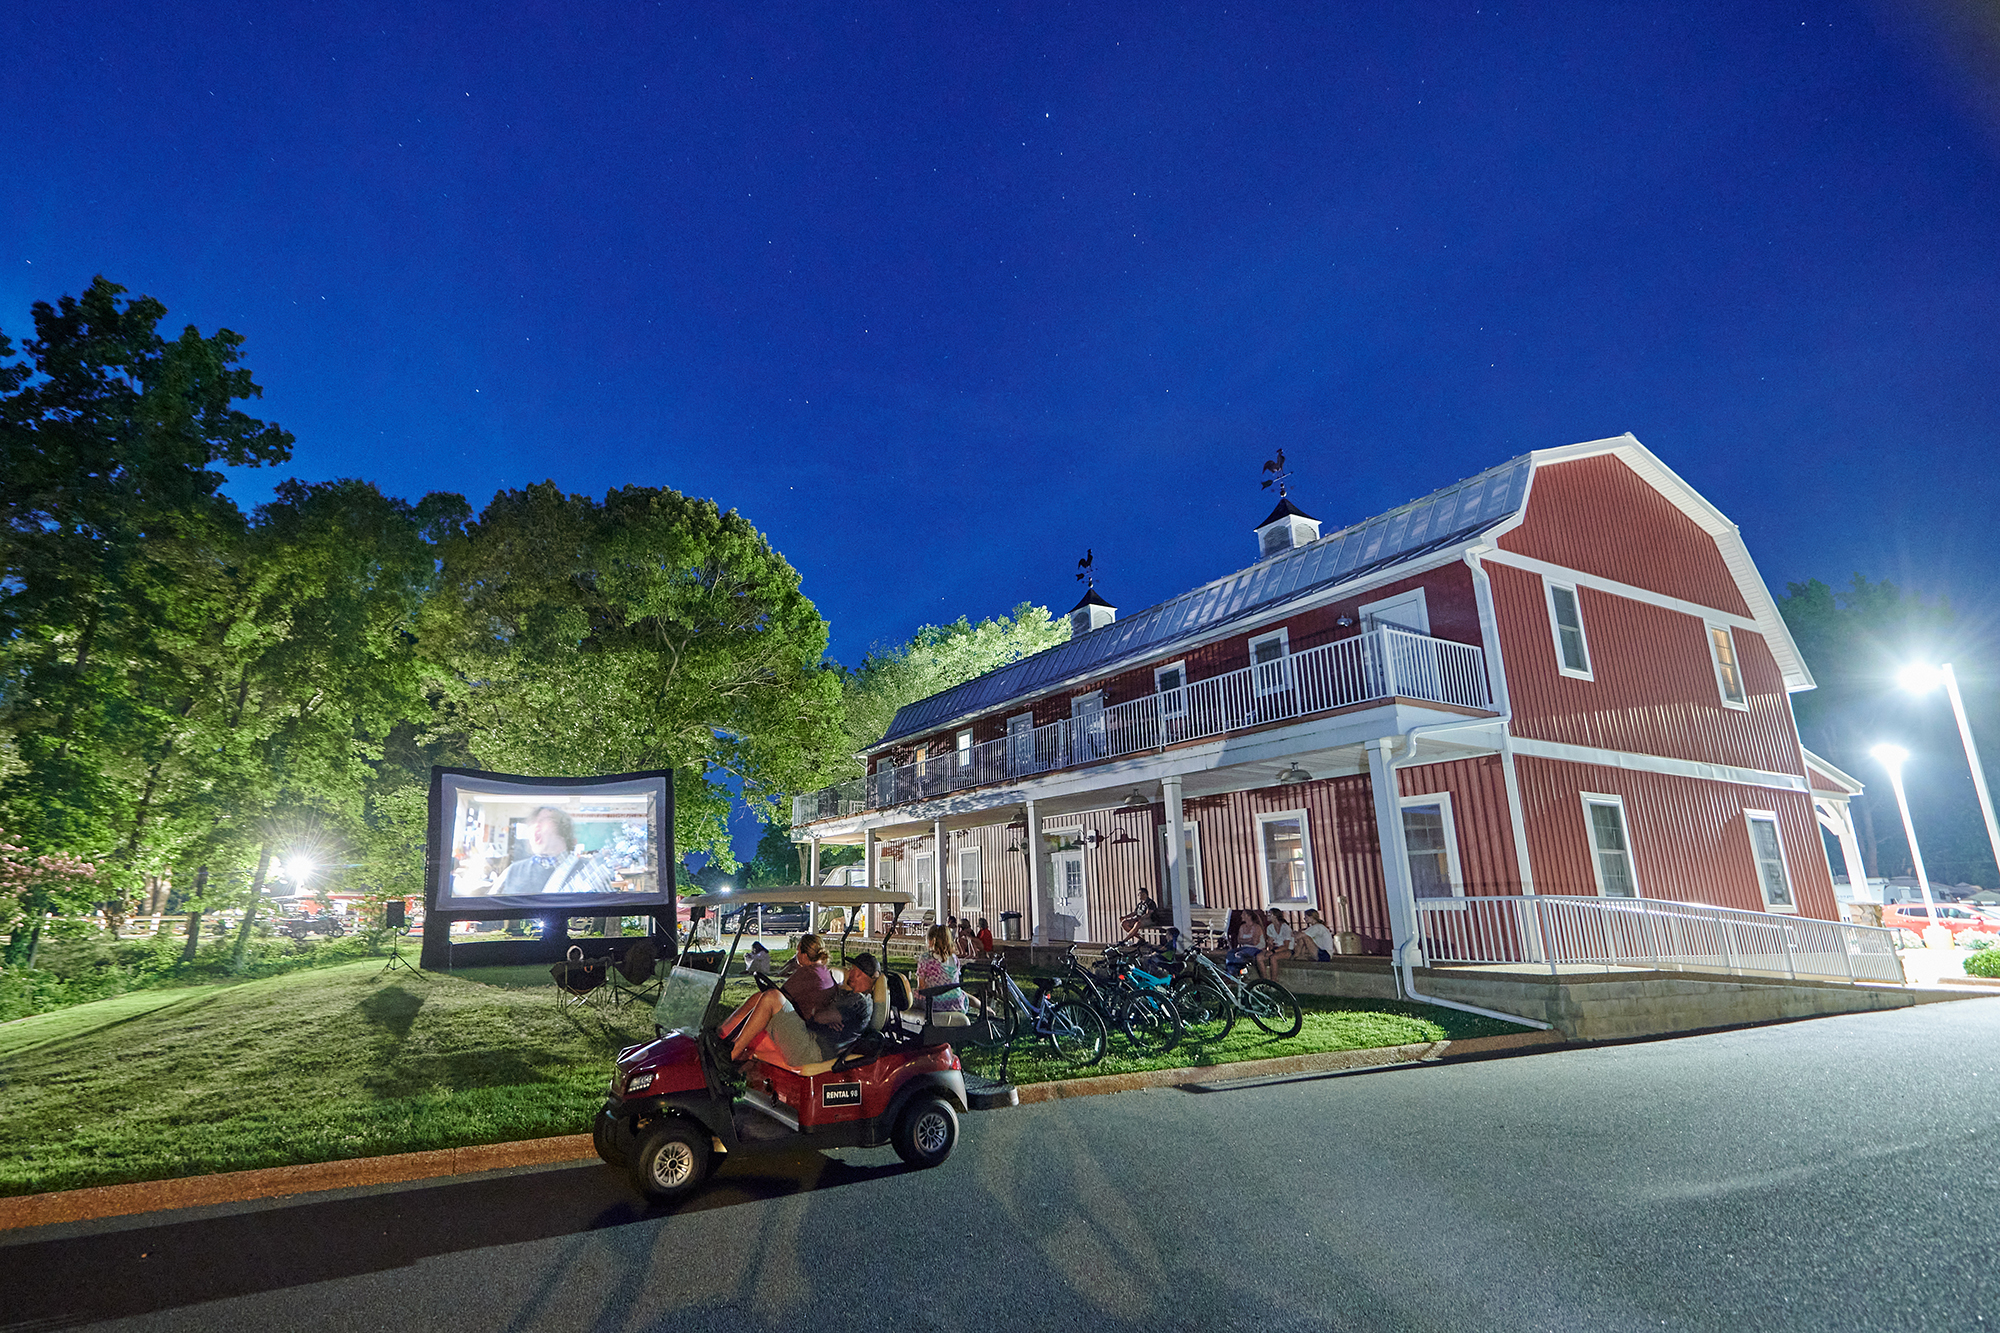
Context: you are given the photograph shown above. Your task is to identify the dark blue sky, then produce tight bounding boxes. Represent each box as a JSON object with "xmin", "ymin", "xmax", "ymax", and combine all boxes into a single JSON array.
[{"xmin": 7, "ymin": 2, "xmax": 2000, "ymax": 857}]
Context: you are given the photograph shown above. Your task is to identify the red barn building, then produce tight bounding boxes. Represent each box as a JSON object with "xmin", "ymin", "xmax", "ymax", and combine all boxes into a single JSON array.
[{"xmin": 792, "ymin": 435, "xmax": 1882, "ymax": 985}]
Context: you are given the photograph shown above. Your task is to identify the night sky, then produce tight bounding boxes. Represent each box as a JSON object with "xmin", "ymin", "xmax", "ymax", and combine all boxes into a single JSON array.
[{"xmin": 7, "ymin": 3, "xmax": 2000, "ymax": 858}]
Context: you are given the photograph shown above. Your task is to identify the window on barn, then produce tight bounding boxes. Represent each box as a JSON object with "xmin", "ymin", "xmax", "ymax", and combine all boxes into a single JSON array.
[
  {"xmin": 1545, "ymin": 581, "xmax": 1592, "ymax": 678},
  {"xmin": 1399, "ymin": 793, "xmax": 1462, "ymax": 899},
  {"xmin": 1582, "ymin": 796, "xmax": 1638, "ymax": 897},
  {"xmin": 1257, "ymin": 811, "xmax": 1314, "ymax": 907},
  {"xmin": 1746, "ymin": 812, "xmax": 1796, "ymax": 911},
  {"xmin": 1709, "ymin": 625, "xmax": 1747, "ymax": 708}
]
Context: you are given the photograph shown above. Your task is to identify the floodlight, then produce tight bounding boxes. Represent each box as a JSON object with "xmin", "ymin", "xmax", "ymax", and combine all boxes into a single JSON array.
[
  {"xmin": 1898, "ymin": 664, "xmax": 1945, "ymax": 695},
  {"xmin": 1870, "ymin": 743, "xmax": 1909, "ymax": 772}
]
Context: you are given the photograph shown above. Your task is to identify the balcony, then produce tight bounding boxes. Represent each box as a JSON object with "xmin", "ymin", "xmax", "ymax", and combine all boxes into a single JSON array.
[{"xmin": 793, "ymin": 627, "xmax": 1491, "ymax": 826}]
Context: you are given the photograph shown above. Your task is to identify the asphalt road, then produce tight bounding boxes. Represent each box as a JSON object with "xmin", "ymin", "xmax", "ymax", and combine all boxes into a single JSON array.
[{"xmin": 7, "ymin": 999, "xmax": 2000, "ymax": 1333}]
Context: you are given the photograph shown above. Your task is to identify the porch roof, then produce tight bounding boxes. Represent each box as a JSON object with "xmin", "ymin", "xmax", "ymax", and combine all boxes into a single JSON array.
[{"xmin": 871, "ymin": 455, "xmax": 1533, "ymax": 750}]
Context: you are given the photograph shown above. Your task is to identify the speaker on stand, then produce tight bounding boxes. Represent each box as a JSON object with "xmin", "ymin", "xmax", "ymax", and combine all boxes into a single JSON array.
[{"xmin": 382, "ymin": 900, "xmax": 422, "ymax": 976}]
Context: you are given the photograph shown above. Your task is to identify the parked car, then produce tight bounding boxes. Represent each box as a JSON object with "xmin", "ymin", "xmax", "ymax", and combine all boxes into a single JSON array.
[
  {"xmin": 1882, "ymin": 902, "xmax": 1992, "ymax": 939},
  {"xmin": 273, "ymin": 913, "xmax": 347, "ymax": 941}
]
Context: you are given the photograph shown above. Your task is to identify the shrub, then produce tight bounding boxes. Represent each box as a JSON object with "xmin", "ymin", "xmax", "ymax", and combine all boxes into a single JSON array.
[
  {"xmin": 1965, "ymin": 947, "xmax": 2000, "ymax": 979},
  {"xmin": 1964, "ymin": 934, "xmax": 1997, "ymax": 953}
]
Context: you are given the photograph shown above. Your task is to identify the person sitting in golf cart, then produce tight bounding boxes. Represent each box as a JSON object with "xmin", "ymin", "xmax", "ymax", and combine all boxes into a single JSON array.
[{"xmin": 726, "ymin": 951, "xmax": 878, "ymax": 1068}]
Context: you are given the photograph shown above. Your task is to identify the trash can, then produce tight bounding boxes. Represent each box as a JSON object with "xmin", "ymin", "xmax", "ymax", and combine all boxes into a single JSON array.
[{"xmin": 1000, "ymin": 911, "xmax": 1023, "ymax": 942}]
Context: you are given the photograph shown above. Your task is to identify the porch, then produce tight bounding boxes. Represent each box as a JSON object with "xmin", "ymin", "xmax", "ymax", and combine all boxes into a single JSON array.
[{"xmin": 793, "ymin": 625, "xmax": 1491, "ymax": 825}]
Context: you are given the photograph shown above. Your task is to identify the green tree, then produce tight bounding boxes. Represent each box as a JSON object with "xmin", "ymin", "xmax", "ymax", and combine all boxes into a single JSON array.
[
  {"xmin": 0, "ymin": 276, "xmax": 293, "ymax": 958},
  {"xmin": 835, "ymin": 602, "xmax": 1068, "ymax": 773},
  {"xmin": 427, "ymin": 482, "xmax": 845, "ymax": 869}
]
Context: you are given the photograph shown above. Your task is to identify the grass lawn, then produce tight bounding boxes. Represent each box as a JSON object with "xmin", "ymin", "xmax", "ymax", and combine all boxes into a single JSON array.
[
  {"xmin": 0, "ymin": 959, "xmax": 655, "ymax": 1198},
  {"xmin": 974, "ymin": 993, "xmax": 1530, "ymax": 1087},
  {"xmin": 1, "ymin": 958, "xmax": 1530, "ymax": 1198}
]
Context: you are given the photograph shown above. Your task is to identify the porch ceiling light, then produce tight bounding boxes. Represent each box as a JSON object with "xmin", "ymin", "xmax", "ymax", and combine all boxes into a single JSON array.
[
  {"xmin": 1122, "ymin": 789, "xmax": 1151, "ymax": 809},
  {"xmin": 1276, "ymin": 763, "xmax": 1312, "ymax": 785}
]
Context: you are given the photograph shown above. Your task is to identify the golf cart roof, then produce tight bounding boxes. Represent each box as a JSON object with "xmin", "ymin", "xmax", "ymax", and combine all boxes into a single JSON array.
[{"xmin": 705, "ymin": 886, "xmax": 914, "ymax": 907}]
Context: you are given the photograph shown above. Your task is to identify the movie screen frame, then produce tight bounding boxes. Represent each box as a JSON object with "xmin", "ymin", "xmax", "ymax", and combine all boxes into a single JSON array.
[{"xmin": 431, "ymin": 769, "xmax": 672, "ymax": 912}]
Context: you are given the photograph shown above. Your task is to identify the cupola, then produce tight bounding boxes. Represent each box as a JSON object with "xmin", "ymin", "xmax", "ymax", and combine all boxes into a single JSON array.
[
  {"xmin": 1067, "ymin": 586, "xmax": 1116, "ymax": 636},
  {"xmin": 1254, "ymin": 494, "xmax": 1321, "ymax": 560}
]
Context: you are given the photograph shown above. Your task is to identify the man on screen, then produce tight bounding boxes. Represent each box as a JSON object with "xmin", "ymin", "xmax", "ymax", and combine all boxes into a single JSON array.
[{"xmin": 495, "ymin": 806, "xmax": 617, "ymax": 896}]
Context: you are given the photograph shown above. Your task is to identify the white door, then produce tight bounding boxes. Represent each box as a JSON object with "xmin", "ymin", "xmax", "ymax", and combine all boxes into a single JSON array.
[
  {"xmin": 1072, "ymin": 692, "xmax": 1106, "ymax": 762},
  {"xmin": 1050, "ymin": 849, "xmax": 1087, "ymax": 942}
]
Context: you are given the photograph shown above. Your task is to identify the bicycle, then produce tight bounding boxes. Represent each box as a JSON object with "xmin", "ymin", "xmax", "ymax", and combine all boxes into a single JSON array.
[
  {"xmin": 1054, "ymin": 945, "xmax": 1183, "ymax": 1057},
  {"xmin": 1161, "ymin": 942, "xmax": 1304, "ymax": 1043},
  {"xmin": 968, "ymin": 951, "xmax": 1109, "ymax": 1081}
]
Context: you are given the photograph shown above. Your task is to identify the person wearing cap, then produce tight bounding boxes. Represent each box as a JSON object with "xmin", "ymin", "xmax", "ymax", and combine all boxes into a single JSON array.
[{"xmin": 730, "ymin": 952, "xmax": 877, "ymax": 1068}]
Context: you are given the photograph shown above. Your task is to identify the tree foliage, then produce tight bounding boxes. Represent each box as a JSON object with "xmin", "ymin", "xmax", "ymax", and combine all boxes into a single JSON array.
[
  {"xmin": 836, "ymin": 602, "xmax": 1068, "ymax": 771},
  {"xmin": 426, "ymin": 482, "xmax": 844, "ymax": 866}
]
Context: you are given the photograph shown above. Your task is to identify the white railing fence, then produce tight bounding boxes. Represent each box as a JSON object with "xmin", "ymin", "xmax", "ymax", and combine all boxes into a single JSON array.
[
  {"xmin": 1414, "ymin": 893, "xmax": 1905, "ymax": 985},
  {"xmin": 794, "ymin": 627, "xmax": 1491, "ymax": 820}
]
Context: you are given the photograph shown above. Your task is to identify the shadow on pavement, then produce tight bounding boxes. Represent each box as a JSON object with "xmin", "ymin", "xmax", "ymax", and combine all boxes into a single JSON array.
[{"xmin": 0, "ymin": 1149, "xmax": 907, "ymax": 1329}]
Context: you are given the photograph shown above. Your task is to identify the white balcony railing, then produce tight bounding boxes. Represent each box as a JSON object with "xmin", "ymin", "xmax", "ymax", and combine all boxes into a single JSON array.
[
  {"xmin": 793, "ymin": 626, "xmax": 1490, "ymax": 823},
  {"xmin": 1414, "ymin": 893, "xmax": 1906, "ymax": 985}
]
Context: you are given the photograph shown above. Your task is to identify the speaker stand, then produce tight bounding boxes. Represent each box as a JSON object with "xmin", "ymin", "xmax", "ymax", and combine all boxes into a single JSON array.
[{"xmin": 382, "ymin": 927, "xmax": 423, "ymax": 977}]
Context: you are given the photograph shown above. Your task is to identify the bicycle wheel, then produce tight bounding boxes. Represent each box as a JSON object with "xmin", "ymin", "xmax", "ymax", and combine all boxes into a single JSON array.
[
  {"xmin": 1172, "ymin": 974, "xmax": 1235, "ymax": 1044},
  {"xmin": 1044, "ymin": 1000, "xmax": 1108, "ymax": 1066},
  {"xmin": 1242, "ymin": 979, "xmax": 1304, "ymax": 1038},
  {"xmin": 1115, "ymin": 991, "xmax": 1182, "ymax": 1057}
]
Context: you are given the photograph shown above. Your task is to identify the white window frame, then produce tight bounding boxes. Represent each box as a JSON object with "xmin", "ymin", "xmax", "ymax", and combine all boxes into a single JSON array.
[
  {"xmin": 1544, "ymin": 579, "xmax": 1594, "ymax": 680},
  {"xmin": 1398, "ymin": 790, "xmax": 1464, "ymax": 902},
  {"xmin": 1154, "ymin": 660, "xmax": 1189, "ymax": 718},
  {"xmin": 956, "ymin": 728, "xmax": 974, "ymax": 770},
  {"xmin": 1249, "ymin": 629, "xmax": 1292, "ymax": 697},
  {"xmin": 1744, "ymin": 809, "xmax": 1797, "ymax": 913},
  {"xmin": 957, "ymin": 845, "xmax": 983, "ymax": 912},
  {"xmin": 1159, "ymin": 819, "xmax": 1207, "ymax": 907},
  {"xmin": 1708, "ymin": 624, "xmax": 1748, "ymax": 710},
  {"xmin": 911, "ymin": 851, "xmax": 936, "ymax": 914},
  {"xmin": 1360, "ymin": 588, "xmax": 1431, "ymax": 635},
  {"xmin": 1254, "ymin": 808, "xmax": 1315, "ymax": 908},
  {"xmin": 1580, "ymin": 793, "xmax": 1640, "ymax": 898}
]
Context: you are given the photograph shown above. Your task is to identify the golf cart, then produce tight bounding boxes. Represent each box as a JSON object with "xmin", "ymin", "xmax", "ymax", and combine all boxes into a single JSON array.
[{"xmin": 595, "ymin": 886, "xmax": 968, "ymax": 1203}]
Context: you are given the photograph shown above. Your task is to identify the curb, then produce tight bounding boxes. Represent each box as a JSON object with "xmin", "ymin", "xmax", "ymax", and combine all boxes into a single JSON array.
[
  {"xmin": 0, "ymin": 1134, "xmax": 594, "ymax": 1234},
  {"xmin": 1008, "ymin": 1029, "xmax": 1564, "ymax": 1104},
  {"xmin": 0, "ymin": 1033, "xmax": 1566, "ymax": 1233}
]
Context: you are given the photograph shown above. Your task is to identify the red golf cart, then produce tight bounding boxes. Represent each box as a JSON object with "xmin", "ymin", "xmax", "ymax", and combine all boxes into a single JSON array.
[{"xmin": 594, "ymin": 886, "xmax": 967, "ymax": 1202}]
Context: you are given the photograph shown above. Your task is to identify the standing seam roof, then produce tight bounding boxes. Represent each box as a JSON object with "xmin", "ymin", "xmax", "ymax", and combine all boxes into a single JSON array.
[{"xmin": 871, "ymin": 455, "xmax": 1533, "ymax": 750}]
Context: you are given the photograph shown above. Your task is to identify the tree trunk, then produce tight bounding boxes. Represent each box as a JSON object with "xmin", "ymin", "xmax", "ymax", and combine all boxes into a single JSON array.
[
  {"xmin": 230, "ymin": 844, "xmax": 274, "ymax": 973},
  {"xmin": 180, "ymin": 865, "xmax": 209, "ymax": 962}
]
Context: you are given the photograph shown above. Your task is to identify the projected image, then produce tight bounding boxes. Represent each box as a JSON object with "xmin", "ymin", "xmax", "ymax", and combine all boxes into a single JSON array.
[{"xmin": 437, "ymin": 771, "xmax": 669, "ymax": 910}]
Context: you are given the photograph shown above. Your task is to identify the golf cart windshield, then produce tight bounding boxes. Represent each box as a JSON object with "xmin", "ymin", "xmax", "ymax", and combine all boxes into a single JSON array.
[{"xmin": 653, "ymin": 965, "xmax": 722, "ymax": 1036}]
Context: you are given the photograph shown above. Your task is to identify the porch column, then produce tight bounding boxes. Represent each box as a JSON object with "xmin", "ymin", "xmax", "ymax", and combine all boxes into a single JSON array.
[
  {"xmin": 808, "ymin": 837, "xmax": 821, "ymax": 888},
  {"xmin": 1163, "ymin": 774, "xmax": 1192, "ymax": 935},
  {"xmin": 933, "ymin": 817, "xmax": 948, "ymax": 919},
  {"xmin": 1026, "ymin": 798, "xmax": 1053, "ymax": 945},
  {"xmin": 1822, "ymin": 798, "xmax": 1870, "ymax": 905},
  {"xmin": 1365, "ymin": 737, "xmax": 1418, "ymax": 978},
  {"xmin": 863, "ymin": 827, "xmax": 879, "ymax": 936}
]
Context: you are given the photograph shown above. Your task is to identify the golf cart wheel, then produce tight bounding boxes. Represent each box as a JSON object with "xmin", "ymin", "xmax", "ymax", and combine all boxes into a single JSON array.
[
  {"xmin": 628, "ymin": 1118, "xmax": 712, "ymax": 1202},
  {"xmin": 893, "ymin": 1095, "xmax": 959, "ymax": 1168},
  {"xmin": 1244, "ymin": 980, "xmax": 1304, "ymax": 1038},
  {"xmin": 593, "ymin": 1104, "xmax": 629, "ymax": 1168}
]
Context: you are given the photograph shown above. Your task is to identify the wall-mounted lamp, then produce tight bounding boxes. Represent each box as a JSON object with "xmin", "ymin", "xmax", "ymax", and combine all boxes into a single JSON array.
[
  {"xmin": 1082, "ymin": 829, "xmax": 1104, "ymax": 848},
  {"xmin": 1335, "ymin": 615, "xmax": 1356, "ymax": 628},
  {"xmin": 1276, "ymin": 763, "xmax": 1313, "ymax": 785}
]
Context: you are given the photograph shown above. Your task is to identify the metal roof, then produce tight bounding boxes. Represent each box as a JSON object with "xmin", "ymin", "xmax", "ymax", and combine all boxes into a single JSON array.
[{"xmin": 873, "ymin": 454, "xmax": 1533, "ymax": 750}]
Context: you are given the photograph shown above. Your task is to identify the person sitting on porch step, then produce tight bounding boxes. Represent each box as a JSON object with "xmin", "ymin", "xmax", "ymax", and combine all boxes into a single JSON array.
[
  {"xmin": 1300, "ymin": 909, "xmax": 1336, "ymax": 962},
  {"xmin": 1224, "ymin": 909, "xmax": 1264, "ymax": 975},
  {"xmin": 1260, "ymin": 910, "xmax": 1296, "ymax": 979}
]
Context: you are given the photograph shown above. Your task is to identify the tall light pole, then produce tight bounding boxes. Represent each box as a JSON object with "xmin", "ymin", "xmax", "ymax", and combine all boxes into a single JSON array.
[
  {"xmin": 1899, "ymin": 663, "xmax": 2000, "ymax": 892},
  {"xmin": 1872, "ymin": 744, "xmax": 1950, "ymax": 950}
]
